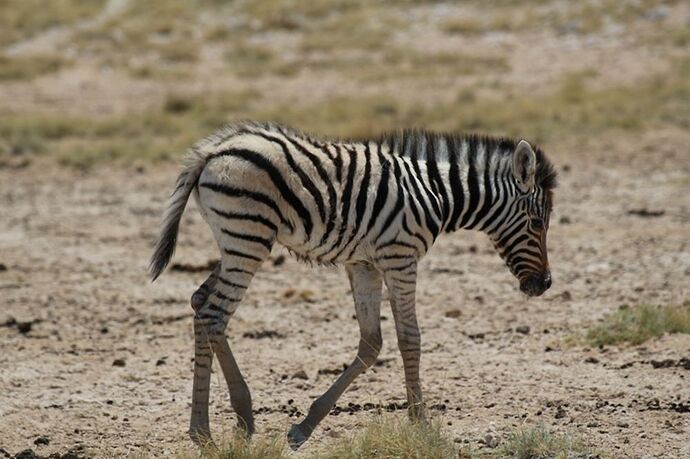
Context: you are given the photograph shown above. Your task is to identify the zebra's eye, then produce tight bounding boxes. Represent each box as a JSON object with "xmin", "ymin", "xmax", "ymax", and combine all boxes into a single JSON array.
[{"xmin": 530, "ymin": 218, "xmax": 544, "ymax": 230}]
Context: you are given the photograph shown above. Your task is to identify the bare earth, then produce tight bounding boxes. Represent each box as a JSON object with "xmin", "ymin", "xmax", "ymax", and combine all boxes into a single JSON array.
[
  {"xmin": 1, "ymin": 1, "xmax": 689, "ymax": 457},
  {"xmin": 0, "ymin": 127, "xmax": 688, "ymax": 457}
]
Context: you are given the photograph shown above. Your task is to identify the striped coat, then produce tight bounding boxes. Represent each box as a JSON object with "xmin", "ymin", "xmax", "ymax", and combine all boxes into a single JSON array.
[{"xmin": 149, "ymin": 121, "xmax": 557, "ymax": 448}]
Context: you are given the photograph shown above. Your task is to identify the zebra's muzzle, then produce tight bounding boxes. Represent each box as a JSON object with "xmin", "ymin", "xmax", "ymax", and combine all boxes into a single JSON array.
[{"xmin": 520, "ymin": 272, "xmax": 551, "ymax": 297}]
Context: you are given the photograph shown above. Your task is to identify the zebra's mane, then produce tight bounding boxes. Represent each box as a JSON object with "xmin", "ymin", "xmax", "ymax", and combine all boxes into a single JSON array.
[{"xmin": 377, "ymin": 129, "xmax": 558, "ymax": 192}]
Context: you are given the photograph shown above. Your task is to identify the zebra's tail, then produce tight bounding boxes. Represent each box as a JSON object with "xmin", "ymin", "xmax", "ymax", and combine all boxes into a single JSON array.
[{"xmin": 149, "ymin": 150, "xmax": 208, "ymax": 281}]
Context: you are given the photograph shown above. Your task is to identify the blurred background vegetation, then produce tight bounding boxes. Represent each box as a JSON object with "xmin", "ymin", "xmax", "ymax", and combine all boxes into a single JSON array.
[{"xmin": 0, "ymin": 0, "xmax": 687, "ymax": 168}]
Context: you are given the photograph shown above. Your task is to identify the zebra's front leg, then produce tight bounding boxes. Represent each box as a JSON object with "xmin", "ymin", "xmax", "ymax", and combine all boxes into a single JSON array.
[
  {"xmin": 383, "ymin": 260, "xmax": 426, "ymax": 421},
  {"xmin": 189, "ymin": 264, "xmax": 220, "ymax": 444},
  {"xmin": 288, "ymin": 263, "xmax": 383, "ymax": 450}
]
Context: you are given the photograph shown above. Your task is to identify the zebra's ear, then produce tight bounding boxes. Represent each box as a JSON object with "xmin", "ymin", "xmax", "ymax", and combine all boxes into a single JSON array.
[{"xmin": 512, "ymin": 140, "xmax": 536, "ymax": 193}]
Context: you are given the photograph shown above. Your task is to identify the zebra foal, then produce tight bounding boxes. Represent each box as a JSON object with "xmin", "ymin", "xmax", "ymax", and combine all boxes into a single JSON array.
[{"xmin": 149, "ymin": 121, "xmax": 557, "ymax": 449}]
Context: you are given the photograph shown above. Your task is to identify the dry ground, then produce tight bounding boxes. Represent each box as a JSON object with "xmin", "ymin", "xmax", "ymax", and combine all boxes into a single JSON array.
[{"xmin": 1, "ymin": 0, "xmax": 689, "ymax": 457}]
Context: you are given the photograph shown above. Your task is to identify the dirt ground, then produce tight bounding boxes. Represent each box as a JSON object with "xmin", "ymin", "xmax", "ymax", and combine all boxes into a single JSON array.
[
  {"xmin": 1, "ymin": 1, "xmax": 689, "ymax": 458},
  {"xmin": 1, "ymin": 127, "xmax": 688, "ymax": 457}
]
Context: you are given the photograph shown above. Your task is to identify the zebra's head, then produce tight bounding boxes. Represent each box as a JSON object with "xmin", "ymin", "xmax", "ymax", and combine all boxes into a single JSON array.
[{"xmin": 491, "ymin": 140, "xmax": 557, "ymax": 297}]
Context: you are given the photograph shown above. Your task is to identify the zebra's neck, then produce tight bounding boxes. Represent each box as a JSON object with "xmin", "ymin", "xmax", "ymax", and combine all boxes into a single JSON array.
[{"xmin": 389, "ymin": 131, "xmax": 519, "ymax": 237}]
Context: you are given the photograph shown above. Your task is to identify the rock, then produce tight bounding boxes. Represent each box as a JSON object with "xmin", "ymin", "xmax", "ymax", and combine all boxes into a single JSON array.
[
  {"xmin": 555, "ymin": 406, "xmax": 567, "ymax": 419},
  {"xmin": 483, "ymin": 433, "xmax": 500, "ymax": 448},
  {"xmin": 14, "ymin": 450, "xmax": 37, "ymax": 459},
  {"xmin": 617, "ymin": 421, "xmax": 630, "ymax": 428},
  {"xmin": 112, "ymin": 359, "xmax": 126, "ymax": 367},
  {"xmin": 0, "ymin": 263, "xmax": 7, "ymax": 272},
  {"xmin": 292, "ymin": 369, "xmax": 308, "ymax": 380},
  {"xmin": 444, "ymin": 309, "xmax": 462, "ymax": 319},
  {"xmin": 156, "ymin": 358, "xmax": 166, "ymax": 366},
  {"xmin": 515, "ymin": 325, "xmax": 530, "ymax": 335},
  {"xmin": 33, "ymin": 436, "xmax": 50, "ymax": 446},
  {"xmin": 17, "ymin": 321, "xmax": 33, "ymax": 334},
  {"xmin": 585, "ymin": 357, "xmax": 599, "ymax": 364}
]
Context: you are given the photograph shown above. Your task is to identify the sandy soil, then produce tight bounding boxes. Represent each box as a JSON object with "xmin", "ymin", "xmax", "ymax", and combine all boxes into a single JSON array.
[
  {"xmin": 1, "ymin": 1, "xmax": 689, "ymax": 457},
  {"xmin": 0, "ymin": 127, "xmax": 688, "ymax": 458}
]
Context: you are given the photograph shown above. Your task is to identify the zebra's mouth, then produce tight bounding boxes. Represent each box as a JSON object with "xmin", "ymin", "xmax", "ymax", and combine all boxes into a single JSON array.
[{"xmin": 519, "ymin": 275, "xmax": 550, "ymax": 297}]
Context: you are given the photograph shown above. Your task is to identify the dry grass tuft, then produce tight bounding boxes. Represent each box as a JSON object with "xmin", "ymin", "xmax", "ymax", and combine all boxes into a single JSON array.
[
  {"xmin": 586, "ymin": 303, "xmax": 690, "ymax": 347},
  {"xmin": 496, "ymin": 424, "xmax": 595, "ymax": 459},
  {"xmin": 320, "ymin": 416, "xmax": 457, "ymax": 459}
]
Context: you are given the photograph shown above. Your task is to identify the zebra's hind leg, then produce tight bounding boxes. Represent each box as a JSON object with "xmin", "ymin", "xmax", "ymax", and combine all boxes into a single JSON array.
[
  {"xmin": 288, "ymin": 263, "xmax": 383, "ymax": 450},
  {"xmin": 382, "ymin": 259, "xmax": 426, "ymax": 421},
  {"xmin": 189, "ymin": 264, "xmax": 220, "ymax": 444},
  {"xmin": 195, "ymin": 239, "xmax": 271, "ymax": 439}
]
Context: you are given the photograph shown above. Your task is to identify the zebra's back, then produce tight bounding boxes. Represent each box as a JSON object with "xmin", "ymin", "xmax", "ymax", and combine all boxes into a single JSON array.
[{"xmin": 194, "ymin": 122, "xmax": 421, "ymax": 266}]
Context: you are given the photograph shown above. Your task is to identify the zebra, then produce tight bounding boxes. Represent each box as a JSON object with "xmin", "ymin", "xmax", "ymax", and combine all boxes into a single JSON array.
[{"xmin": 149, "ymin": 121, "xmax": 557, "ymax": 449}]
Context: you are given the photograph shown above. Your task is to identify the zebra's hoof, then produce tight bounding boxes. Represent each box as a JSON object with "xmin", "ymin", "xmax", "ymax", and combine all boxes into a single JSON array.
[{"xmin": 287, "ymin": 423, "xmax": 309, "ymax": 450}]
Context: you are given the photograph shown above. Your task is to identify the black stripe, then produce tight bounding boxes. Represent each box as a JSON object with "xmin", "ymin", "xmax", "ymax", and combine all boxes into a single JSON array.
[
  {"xmin": 498, "ymin": 219, "xmax": 526, "ymax": 249},
  {"xmin": 216, "ymin": 276, "xmax": 248, "ymax": 290},
  {"xmin": 220, "ymin": 228, "xmax": 273, "ymax": 251},
  {"xmin": 281, "ymin": 131, "xmax": 337, "ymax": 240},
  {"xmin": 328, "ymin": 146, "xmax": 358, "ymax": 257},
  {"xmin": 200, "ymin": 182, "xmax": 292, "ymax": 231},
  {"xmin": 212, "ymin": 148, "xmax": 313, "ymax": 237},
  {"xmin": 374, "ymin": 157, "xmax": 406, "ymax": 244},
  {"xmin": 223, "ymin": 248, "xmax": 263, "ymax": 262},
  {"xmin": 249, "ymin": 132, "xmax": 326, "ymax": 227},
  {"xmin": 409, "ymin": 134, "xmax": 442, "ymax": 218},
  {"xmin": 367, "ymin": 146, "xmax": 391, "ymax": 234},
  {"xmin": 466, "ymin": 145, "xmax": 494, "ymax": 229},
  {"xmin": 426, "ymin": 136, "xmax": 450, "ymax": 226},
  {"xmin": 446, "ymin": 137, "xmax": 464, "ymax": 231},
  {"xmin": 225, "ymin": 267, "xmax": 252, "ymax": 275},
  {"xmin": 353, "ymin": 143, "xmax": 372, "ymax": 234},
  {"xmin": 333, "ymin": 144, "xmax": 344, "ymax": 184},
  {"xmin": 457, "ymin": 137, "xmax": 480, "ymax": 229},
  {"xmin": 377, "ymin": 239, "xmax": 417, "ymax": 251},
  {"xmin": 210, "ymin": 207, "xmax": 278, "ymax": 232},
  {"xmin": 402, "ymin": 160, "xmax": 439, "ymax": 238},
  {"xmin": 401, "ymin": 215, "xmax": 429, "ymax": 253}
]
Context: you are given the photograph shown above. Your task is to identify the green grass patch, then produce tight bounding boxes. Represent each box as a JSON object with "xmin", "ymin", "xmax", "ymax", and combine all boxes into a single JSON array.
[
  {"xmin": 586, "ymin": 303, "xmax": 690, "ymax": 347},
  {"xmin": 496, "ymin": 424, "xmax": 595, "ymax": 459}
]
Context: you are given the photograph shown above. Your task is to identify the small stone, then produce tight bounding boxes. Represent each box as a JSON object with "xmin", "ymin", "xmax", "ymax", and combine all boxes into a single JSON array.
[
  {"xmin": 585, "ymin": 357, "xmax": 599, "ymax": 364},
  {"xmin": 33, "ymin": 436, "xmax": 49, "ymax": 446},
  {"xmin": 0, "ymin": 263, "xmax": 7, "ymax": 272},
  {"xmin": 516, "ymin": 325, "xmax": 530, "ymax": 335},
  {"xmin": 17, "ymin": 321, "xmax": 32, "ymax": 334},
  {"xmin": 14, "ymin": 450, "xmax": 37, "ymax": 459},
  {"xmin": 156, "ymin": 358, "xmax": 166, "ymax": 366},
  {"xmin": 555, "ymin": 406, "xmax": 567, "ymax": 419},
  {"xmin": 292, "ymin": 369, "xmax": 308, "ymax": 380},
  {"xmin": 617, "ymin": 421, "xmax": 630, "ymax": 428},
  {"xmin": 444, "ymin": 309, "xmax": 462, "ymax": 319},
  {"xmin": 483, "ymin": 433, "xmax": 500, "ymax": 448},
  {"xmin": 112, "ymin": 359, "xmax": 126, "ymax": 367},
  {"xmin": 587, "ymin": 421, "xmax": 599, "ymax": 427},
  {"xmin": 559, "ymin": 216, "xmax": 572, "ymax": 224}
]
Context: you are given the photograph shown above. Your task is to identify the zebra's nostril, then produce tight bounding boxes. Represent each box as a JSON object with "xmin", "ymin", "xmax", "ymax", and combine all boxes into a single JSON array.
[{"xmin": 544, "ymin": 273, "xmax": 552, "ymax": 289}]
